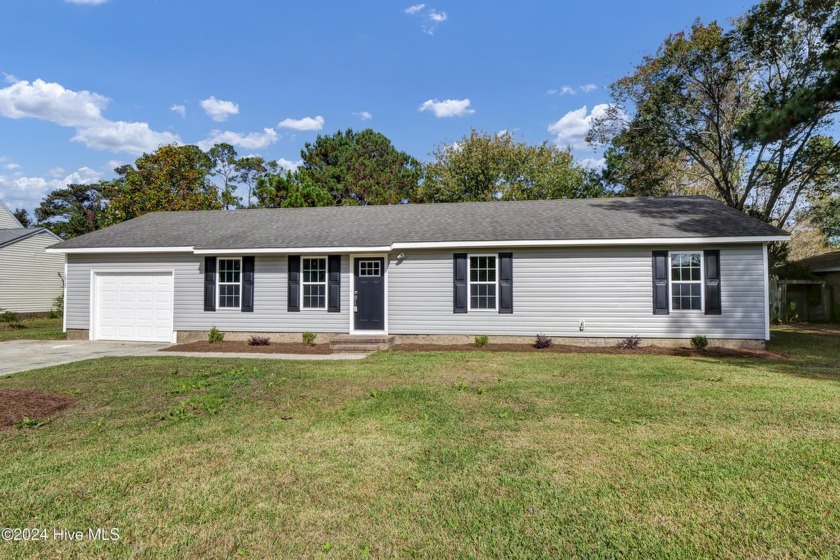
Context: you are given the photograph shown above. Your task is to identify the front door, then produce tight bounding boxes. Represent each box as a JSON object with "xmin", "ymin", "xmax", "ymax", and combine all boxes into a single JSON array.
[{"xmin": 354, "ymin": 258, "xmax": 385, "ymax": 331}]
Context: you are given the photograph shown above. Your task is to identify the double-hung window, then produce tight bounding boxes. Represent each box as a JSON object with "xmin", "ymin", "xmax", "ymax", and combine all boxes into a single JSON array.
[
  {"xmin": 302, "ymin": 257, "xmax": 327, "ymax": 309},
  {"xmin": 218, "ymin": 258, "xmax": 242, "ymax": 309},
  {"xmin": 469, "ymin": 255, "xmax": 497, "ymax": 310},
  {"xmin": 670, "ymin": 252, "xmax": 703, "ymax": 311}
]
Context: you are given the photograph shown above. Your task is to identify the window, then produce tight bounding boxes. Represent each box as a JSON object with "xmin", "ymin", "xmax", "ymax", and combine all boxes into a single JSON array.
[
  {"xmin": 358, "ymin": 260, "xmax": 381, "ymax": 277},
  {"xmin": 469, "ymin": 255, "xmax": 497, "ymax": 310},
  {"xmin": 218, "ymin": 258, "xmax": 241, "ymax": 309},
  {"xmin": 302, "ymin": 257, "xmax": 327, "ymax": 309},
  {"xmin": 670, "ymin": 252, "xmax": 703, "ymax": 311}
]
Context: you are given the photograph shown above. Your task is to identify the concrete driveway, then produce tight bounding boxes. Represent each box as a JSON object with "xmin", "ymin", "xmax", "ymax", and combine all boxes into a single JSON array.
[
  {"xmin": 0, "ymin": 340, "xmax": 167, "ymax": 376},
  {"xmin": 0, "ymin": 339, "xmax": 369, "ymax": 376}
]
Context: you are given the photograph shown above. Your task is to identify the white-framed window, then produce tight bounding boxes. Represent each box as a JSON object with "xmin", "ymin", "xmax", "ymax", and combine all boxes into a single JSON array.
[
  {"xmin": 218, "ymin": 258, "xmax": 242, "ymax": 309},
  {"xmin": 469, "ymin": 254, "xmax": 497, "ymax": 310},
  {"xmin": 669, "ymin": 251, "xmax": 703, "ymax": 311},
  {"xmin": 302, "ymin": 257, "xmax": 327, "ymax": 309}
]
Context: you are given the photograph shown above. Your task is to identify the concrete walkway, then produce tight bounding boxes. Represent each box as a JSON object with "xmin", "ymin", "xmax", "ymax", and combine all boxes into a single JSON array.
[{"xmin": 0, "ymin": 340, "xmax": 368, "ymax": 377}]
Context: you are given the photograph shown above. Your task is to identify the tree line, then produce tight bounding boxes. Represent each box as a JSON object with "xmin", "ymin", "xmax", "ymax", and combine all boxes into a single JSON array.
[{"xmin": 13, "ymin": 0, "xmax": 839, "ymax": 258}]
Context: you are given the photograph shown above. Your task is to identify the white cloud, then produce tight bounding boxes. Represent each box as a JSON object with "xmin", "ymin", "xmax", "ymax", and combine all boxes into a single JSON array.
[
  {"xmin": 278, "ymin": 115, "xmax": 325, "ymax": 131},
  {"xmin": 353, "ymin": 111, "xmax": 373, "ymax": 121},
  {"xmin": 547, "ymin": 104, "xmax": 613, "ymax": 149},
  {"xmin": 404, "ymin": 3, "xmax": 425, "ymax": 14},
  {"xmin": 0, "ymin": 78, "xmax": 180, "ymax": 155},
  {"xmin": 546, "ymin": 84, "xmax": 599, "ymax": 96},
  {"xmin": 579, "ymin": 157, "xmax": 606, "ymax": 171},
  {"xmin": 3, "ymin": 73, "xmax": 18, "ymax": 84},
  {"xmin": 72, "ymin": 121, "xmax": 179, "ymax": 154},
  {"xmin": 428, "ymin": 9, "xmax": 447, "ymax": 22},
  {"xmin": 200, "ymin": 96, "xmax": 239, "ymax": 122},
  {"xmin": 418, "ymin": 98, "xmax": 474, "ymax": 118},
  {"xmin": 276, "ymin": 158, "xmax": 303, "ymax": 172},
  {"xmin": 170, "ymin": 104, "xmax": 186, "ymax": 118},
  {"xmin": 65, "ymin": 0, "xmax": 110, "ymax": 4},
  {"xmin": 197, "ymin": 128, "xmax": 278, "ymax": 151},
  {"xmin": 0, "ymin": 166, "xmax": 101, "ymax": 212},
  {"xmin": 0, "ymin": 78, "xmax": 107, "ymax": 127},
  {"xmin": 4, "ymin": 163, "xmax": 20, "ymax": 170},
  {"xmin": 47, "ymin": 167, "xmax": 66, "ymax": 178}
]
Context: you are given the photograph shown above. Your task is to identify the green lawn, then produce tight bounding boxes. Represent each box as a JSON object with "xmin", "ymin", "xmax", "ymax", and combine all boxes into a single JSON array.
[
  {"xmin": 0, "ymin": 327, "xmax": 838, "ymax": 558},
  {"xmin": 0, "ymin": 317, "xmax": 63, "ymax": 342}
]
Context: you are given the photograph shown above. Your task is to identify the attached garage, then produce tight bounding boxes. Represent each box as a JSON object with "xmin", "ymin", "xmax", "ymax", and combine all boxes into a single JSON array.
[{"xmin": 92, "ymin": 272, "xmax": 174, "ymax": 342}]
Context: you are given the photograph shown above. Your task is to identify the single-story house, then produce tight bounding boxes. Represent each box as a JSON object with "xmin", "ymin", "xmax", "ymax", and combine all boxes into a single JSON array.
[
  {"xmin": 0, "ymin": 199, "xmax": 64, "ymax": 313},
  {"xmin": 47, "ymin": 196, "xmax": 789, "ymax": 348}
]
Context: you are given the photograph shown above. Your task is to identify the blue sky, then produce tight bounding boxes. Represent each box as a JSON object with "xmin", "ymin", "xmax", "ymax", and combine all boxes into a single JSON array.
[{"xmin": 0, "ymin": 0, "xmax": 755, "ymax": 212}]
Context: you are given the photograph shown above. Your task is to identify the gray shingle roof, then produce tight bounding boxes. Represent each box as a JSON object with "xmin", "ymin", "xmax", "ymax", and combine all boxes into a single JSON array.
[
  {"xmin": 49, "ymin": 196, "xmax": 788, "ymax": 251},
  {"xmin": 797, "ymin": 251, "xmax": 840, "ymax": 271},
  {"xmin": 0, "ymin": 228, "xmax": 42, "ymax": 249}
]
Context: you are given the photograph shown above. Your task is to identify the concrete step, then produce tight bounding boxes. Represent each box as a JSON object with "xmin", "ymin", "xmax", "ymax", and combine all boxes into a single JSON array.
[{"xmin": 329, "ymin": 335, "xmax": 395, "ymax": 353}]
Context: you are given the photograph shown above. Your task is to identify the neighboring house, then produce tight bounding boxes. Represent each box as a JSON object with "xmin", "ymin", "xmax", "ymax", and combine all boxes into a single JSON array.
[
  {"xmin": 0, "ymin": 200, "xmax": 65, "ymax": 313},
  {"xmin": 776, "ymin": 251, "xmax": 840, "ymax": 321},
  {"xmin": 47, "ymin": 196, "xmax": 788, "ymax": 347}
]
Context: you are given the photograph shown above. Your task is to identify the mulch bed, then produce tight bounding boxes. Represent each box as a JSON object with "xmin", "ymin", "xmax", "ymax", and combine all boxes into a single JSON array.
[
  {"xmin": 0, "ymin": 389, "xmax": 77, "ymax": 429},
  {"xmin": 162, "ymin": 341, "xmax": 332, "ymax": 354},
  {"xmin": 393, "ymin": 343, "xmax": 786, "ymax": 360}
]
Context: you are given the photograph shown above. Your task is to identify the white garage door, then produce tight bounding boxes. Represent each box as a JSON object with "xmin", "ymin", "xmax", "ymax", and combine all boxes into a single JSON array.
[{"xmin": 94, "ymin": 272, "xmax": 174, "ymax": 342}]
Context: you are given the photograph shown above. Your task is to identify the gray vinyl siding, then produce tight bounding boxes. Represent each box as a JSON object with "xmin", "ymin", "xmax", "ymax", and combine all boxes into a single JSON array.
[
  {"xmin": 66, "ymin": 244, "xmax": 767, "ymax": 340},
  {"xmin": 387, "ymin": 244, "xmax": 766, "ymax": 339},
  {"xmin": 0, "ymin": 233, "xmax": 65, "ymax": 312},
  {"xmin": 66, "ymin": 253, "xmax": 350, "ymax": 332}
]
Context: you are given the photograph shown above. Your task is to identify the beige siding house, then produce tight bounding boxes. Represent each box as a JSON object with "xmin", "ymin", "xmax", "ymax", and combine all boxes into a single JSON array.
[{"xmin": 0, "ymin": 200, "xmax": 65, "ymax": 313}]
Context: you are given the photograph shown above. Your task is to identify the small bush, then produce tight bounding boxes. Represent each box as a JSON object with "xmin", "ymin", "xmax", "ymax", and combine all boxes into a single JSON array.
[
  {"xmin": 248, "ymin": 335, "xmax": 270, "ymax": 346},
  {"xmin": 534, "ymin": 333, "xmax": 553, "ymax": 349},
  {"xmin": 302, "ymin": 332, "xmax": 316, "ymax": 345},
  {"xmin": 52, "ymin": 293, "xmax": 64, "ymax": 317},
  {"xmin": 616, "ymin": 335, "xmax": 641, "ymax": 350},
  {"xmin": 207, "ymin": 326, "xmax": 224, "ymax": 343},
  {"xmin": 474, "ymin": 335, "xmax": 489, "ymax": 347},
  {"xmin": 690, "ymin": 335, "xmax": 709, "ymax": 350},
  {"xmin": 0, "ymin": 310, "xmax": 20, "ymax": 323}
]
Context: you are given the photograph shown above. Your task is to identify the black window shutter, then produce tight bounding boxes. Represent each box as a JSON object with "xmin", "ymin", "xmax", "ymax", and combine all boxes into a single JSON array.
[
  {"xmin": 242, "ymin": 256, "xmax": 255, "ymax": 312},
  {"xmin": 204, "ymin": 256, "xmax": 216, "ymax": 312},
  {"xmin": 453, "ymin": 253, "xmax": 468, "ymax": 313},
  {"xmin": 498, "ymin": 252, "xmax": 513, "ymax": 314},
  {"xmin": 704, "ymin": 250, "xmax": 722, "ymax": 315},
  {"xmin": 652, "ymin": 251, "xmax": 669, "ymax": 315},
  {"xmin": 328, "ymin": 255, "xmax": 341, "ymax": 312},
  {"xmin": 288, "ymin": 255, "xmax": 300, "ymax": 312}
]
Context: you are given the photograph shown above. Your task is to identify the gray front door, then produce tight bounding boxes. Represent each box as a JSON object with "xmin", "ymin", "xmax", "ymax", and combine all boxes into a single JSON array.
[{"xmin": 354, "ymin": 258, "xmax": 385, "ymax": 331}]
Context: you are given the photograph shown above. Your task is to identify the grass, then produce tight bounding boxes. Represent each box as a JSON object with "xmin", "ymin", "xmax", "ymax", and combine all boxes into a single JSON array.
[
  {"xmin": 0, "ymin": 317, "xmax": 63, "ymax": 342},
  {"xmin": 0, "ymin": 327, "xmax": 838, "ymax": 558}
]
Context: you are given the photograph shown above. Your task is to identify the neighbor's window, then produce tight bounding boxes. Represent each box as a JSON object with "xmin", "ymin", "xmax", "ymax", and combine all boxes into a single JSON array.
[
  {"xmin": 302, "ymin": 257, "xmax": 327, "ymax": 309},
  {"xmin": 469, "ymin": 255, "xmax": 497, "ymax": 310},
  {"xmin": 218, "ymin": 258, "xmax": 242, "ymax": 309},
  {"xmin": 670, "ymin": 252, "xmax": 702, "ymax": 311}
]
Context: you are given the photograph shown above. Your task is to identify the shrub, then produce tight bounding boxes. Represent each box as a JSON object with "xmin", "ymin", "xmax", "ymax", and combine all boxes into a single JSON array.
[
  {"xmin": 616, "ymin": 335, "xmax": 641, "ymax": 350},
  {"xmin": 690, "ymin": 335, "xmax": 709, "ymax": 350},
  {"xmin": 0, "ymin": 310, "xmax": 20, "ymax": 323},
  {"xmin": 248, "ymin": 335, "xmax": 270, "ymax": 346},
  {"xmin": 474, "ymin": 335, "xmax": 489, "ymax": 347},
  {"xmin": 302, "ymin": 332, "xmax": 317, "ymax": 345},
  {"xmin": 49, "ymin": 294, "xmax": 64, "ymax": 319},
  {"xmin": 534, "ymin": 333, "xmax": 553, "ymax": 349},
  {"xmin": 207, "ymin": 327, "xmax": 224, "ymax": 343}
]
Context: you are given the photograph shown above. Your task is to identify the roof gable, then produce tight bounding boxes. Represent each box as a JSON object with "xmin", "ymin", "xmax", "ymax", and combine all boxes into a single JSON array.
[{"xmin": 0, "ymin": 199, "xmax": 23, "ymax": 229}]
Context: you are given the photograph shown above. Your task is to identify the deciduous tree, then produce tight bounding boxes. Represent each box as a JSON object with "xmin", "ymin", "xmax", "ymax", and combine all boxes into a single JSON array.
[
  {"xmin": 103, "ymin": 144, "xmax": 221, "ymax": 226},
  {"xmin": 415, "ymin": 130, "xmax": 596, "ymax": 202}
]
